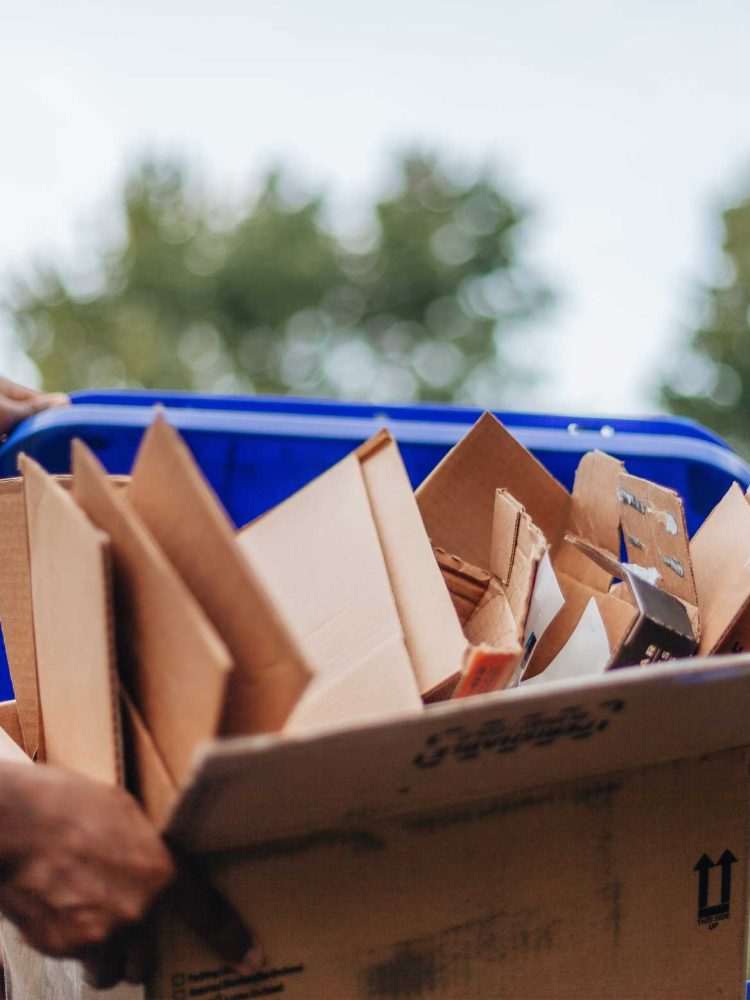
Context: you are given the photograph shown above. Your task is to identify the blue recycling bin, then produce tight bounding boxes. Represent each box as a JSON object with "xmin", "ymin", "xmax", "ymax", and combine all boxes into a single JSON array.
[{"xmin": 1, "ymin": 391, "xmax": 749, "ymax": 704}]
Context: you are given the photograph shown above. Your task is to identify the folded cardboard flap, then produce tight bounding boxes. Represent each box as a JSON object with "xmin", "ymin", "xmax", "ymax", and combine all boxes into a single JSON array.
[
  {"xmin": 71, "ymin": 440, "xmax": 232, "ymax": 797},
  {"xmin": 236, "ymin": 446, "xmax": 423, "ymax": 730},
  {"xmin": 555, "ymin": 450, "xmax": 623, "ymax": 591},
  {"xmin": 21, "ymin": 455, "xmax": 123, "ymax": 786},
  {"xmin": 127, "ymin": 412, "xmax": 312, "ymax": 735},
  {"xmin": 165, "ymin": 653, "xmax": 750, "ymax": 855},
  {"xmin": 489, "ymin": 489, "xmax": 546, "ymax": 625},
  {"xmin": 416, "ymin": 411, "xmax": 571, "ymax": 569}
]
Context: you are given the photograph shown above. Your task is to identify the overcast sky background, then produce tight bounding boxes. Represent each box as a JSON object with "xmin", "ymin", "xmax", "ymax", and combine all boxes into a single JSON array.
[{"xmin": 2, "ymin": 0, "xmax": 750, "ymax": 415}]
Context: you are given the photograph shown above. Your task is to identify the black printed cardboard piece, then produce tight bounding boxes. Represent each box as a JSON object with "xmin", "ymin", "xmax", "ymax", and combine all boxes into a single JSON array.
[{"xmin": 565, "ymin": 535, "xmax": 698, "ymax": 669}]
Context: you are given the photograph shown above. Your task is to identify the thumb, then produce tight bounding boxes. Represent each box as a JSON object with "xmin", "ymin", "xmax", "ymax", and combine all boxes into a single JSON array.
[
  {"xmin": 0, "ymin": 393, "xmax": 69, "ymax": 435},
  {"xmin": 0, "ymin": 397, "xmax": 38, "ymax": 435}
]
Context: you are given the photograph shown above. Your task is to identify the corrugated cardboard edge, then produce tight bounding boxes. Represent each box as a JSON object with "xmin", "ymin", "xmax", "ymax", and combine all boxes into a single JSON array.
[{"xmin": 356, "ymin": 429, "xmax": 467, "ymax": 697}]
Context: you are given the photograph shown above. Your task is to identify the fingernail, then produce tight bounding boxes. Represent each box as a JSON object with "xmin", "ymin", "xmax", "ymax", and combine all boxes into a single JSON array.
[{"xmin": 236, "ymin": 944, "xmax": 267, "ymax": 977}]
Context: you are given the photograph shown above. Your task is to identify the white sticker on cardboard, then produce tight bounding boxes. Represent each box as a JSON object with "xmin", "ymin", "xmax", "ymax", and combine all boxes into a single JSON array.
[{"xmin": 524, "ymin": 597, "xmax": 609, "ymax": 686}]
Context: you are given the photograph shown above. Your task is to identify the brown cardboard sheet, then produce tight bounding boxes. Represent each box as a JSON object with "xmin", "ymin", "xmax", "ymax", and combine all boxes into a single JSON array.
[
  {"xmin": 618, "ymin": 472, "xmax": 698, "ymax": 608},
  {"xmin": 127, "ymin": 412, "xmax": 312, "ymax": 735},
  {"xmin": 237, "ymin": 449, "xmax": 423, "ymax": 730},
  {"xmin": 72, "ymin": 441, "xmax": 232, "ymax": 788},
  {"xmin": 0, "ymin": 475, "xmax": 130, "ymax": 761},
  {"xmin": 691, "ymin": 482, "xmax": 750, "ymax": 655},
  {"xmin": 416, "ymin": 412, "xmax": 571, "ymax": 568},
  {"xmin": 555, "ymin": 450, "xmax": 623, "ymax": 589},
  {"xmin": 22, "ymin": 456, "xmax": 123, "ymax": 786}
]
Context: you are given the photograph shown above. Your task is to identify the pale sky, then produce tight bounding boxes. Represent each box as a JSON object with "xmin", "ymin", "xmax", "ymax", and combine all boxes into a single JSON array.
[{"xmin": 2, "ymin": 0, "xmax": 750, "ymax": 415}]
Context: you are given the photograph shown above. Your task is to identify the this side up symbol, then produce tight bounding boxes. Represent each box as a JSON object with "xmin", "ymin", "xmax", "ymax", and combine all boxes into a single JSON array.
[{"xmin": 693, "ymin": 850, "xmax": 737, "ymax": 927}]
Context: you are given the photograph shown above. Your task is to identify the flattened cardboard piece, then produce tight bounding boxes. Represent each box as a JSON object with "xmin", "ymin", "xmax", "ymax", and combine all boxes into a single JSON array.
[
  {"xmin": 617, "ymin": 472, "xmax": 698, "ymax": 609},
  {"xmin": 166, "ymin": 653, "xmax": 750, "ymax": 855},
  {"xmin": 120, "ymin": 687, "xmax": 176, "ymax": 829},
  {"xmin": 0, "ymin": 700, "xmax": 25, "ymax": 752},
  {"xmin": 524, "ymin": 596, "xmax": 610, "ymax": 686},
  {"xmin": 690, "ymin": 482, "xmax": 750, "ymax": 656},
  {"xmin": 0, "ymin": 475, "xmax": 130, "ymax": 761},
  {"xmin": 72, "ymin": 441, "xmax": 232, "ymax": 788},
  {"xmin": 356, "ymin": 430, "xmax": 467, "ymax": 698},
  {"xmin": 416, "ymin": 412, "xmax": 571, "ymax": 570},
  {"xmin": 128, "ymin": 412, "xmax": 312, "ymax": 735},
  {"xmin": 556, "ymin": 450, "xmax": 624, "ymax": 590},
  {"xmin": 565, "ymin": 536, "xmax": 698, "ymax": 669},
  {"xmin": 21, "ymin": 455, "xmax": 123, "ymax": 786},
  {"xmin": 0, "ymin": 479, "xmax": 42, "ymax": 758},
  {"xmin": 236, "ymin": 449, "xmax": 423, "ymax": 731}
]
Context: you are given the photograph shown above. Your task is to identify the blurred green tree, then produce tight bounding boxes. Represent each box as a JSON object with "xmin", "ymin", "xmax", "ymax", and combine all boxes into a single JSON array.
[
  {"xmin": 661, "ymin": 195, "xmax": 750, "ymax": 453},
  {"xmin": 6, "ymin": 152, "xmax": 552, "ymax": 404}
]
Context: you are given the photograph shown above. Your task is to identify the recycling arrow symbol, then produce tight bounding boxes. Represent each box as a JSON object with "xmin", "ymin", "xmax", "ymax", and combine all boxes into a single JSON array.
[{"xmin": 693, "ymin": 850, "xmax": 737, "ymax": 925}]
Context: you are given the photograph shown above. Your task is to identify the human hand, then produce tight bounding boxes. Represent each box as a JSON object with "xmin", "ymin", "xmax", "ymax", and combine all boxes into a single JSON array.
[
  {"xmin": 0, "ymin": 762, "xmax": 174, "ymax": 962},
  {"xmin": 0, "ymin": 377, "xmax": 68, "ymax": 437},
  {"xmin": 0, "ymin": 762, "xmax": 261, "ymax": 988},
  {"xmin": 80, "ymin": 863, "xmax": 265, "ymax": 990}
]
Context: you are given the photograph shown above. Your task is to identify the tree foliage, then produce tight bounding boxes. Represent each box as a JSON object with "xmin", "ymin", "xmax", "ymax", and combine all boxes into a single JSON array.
[
  {"xmin": 6, "ymin": 153, "xmax": 552, "ymax": 405},
  {"xmin": 662, "ymin": 195, "xmax": 750, "ymax": 453}
]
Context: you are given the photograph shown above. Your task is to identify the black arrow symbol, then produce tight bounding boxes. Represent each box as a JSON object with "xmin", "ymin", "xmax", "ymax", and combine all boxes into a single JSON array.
[
  {"xmin": 718, "ymin": 849, "xmax": 737, "ymax": 907},
  {"xmin": 693, "ymin": 854, "xmax": 715, "ymax": 913}
]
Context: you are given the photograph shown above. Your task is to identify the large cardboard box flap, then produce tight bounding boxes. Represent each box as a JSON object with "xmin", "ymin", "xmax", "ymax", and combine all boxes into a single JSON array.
[
  {"xmin": 236, "ymin": 439, "xmax": 426, "ymax": 724},
  {"xmin": 165, "ymin": 654, "xmax": 750, "ymax": 855},
  {"xmin": 127, "ymin": 412, "xmax": 313, "ymax": 735}
]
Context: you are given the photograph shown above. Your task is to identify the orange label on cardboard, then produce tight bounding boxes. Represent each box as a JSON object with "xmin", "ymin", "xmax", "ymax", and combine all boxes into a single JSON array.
[{"xmin": 453, "ymin": 646, "xmax": 521, "ymax": 698}]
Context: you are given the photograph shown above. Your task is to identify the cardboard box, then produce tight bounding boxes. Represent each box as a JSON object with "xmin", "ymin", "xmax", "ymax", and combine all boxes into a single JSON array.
[
  {"xmin": 4, "ymin": 656, "xmax": 750, "ymax": 999},
  {"xmin": 4, "ymin": 415, "xmax": 750, "ymax": 998}
]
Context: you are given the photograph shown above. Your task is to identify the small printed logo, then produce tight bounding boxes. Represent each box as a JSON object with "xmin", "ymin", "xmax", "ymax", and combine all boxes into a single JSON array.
[{"xmin": 693, "ymin": 850, "xmax": 737, "ymax": 928}]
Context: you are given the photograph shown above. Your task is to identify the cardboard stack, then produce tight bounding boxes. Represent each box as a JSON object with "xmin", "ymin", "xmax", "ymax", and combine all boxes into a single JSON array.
[{"xmin": 2, "ymin": 410, "xmax": 750, "ymax": 998}]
